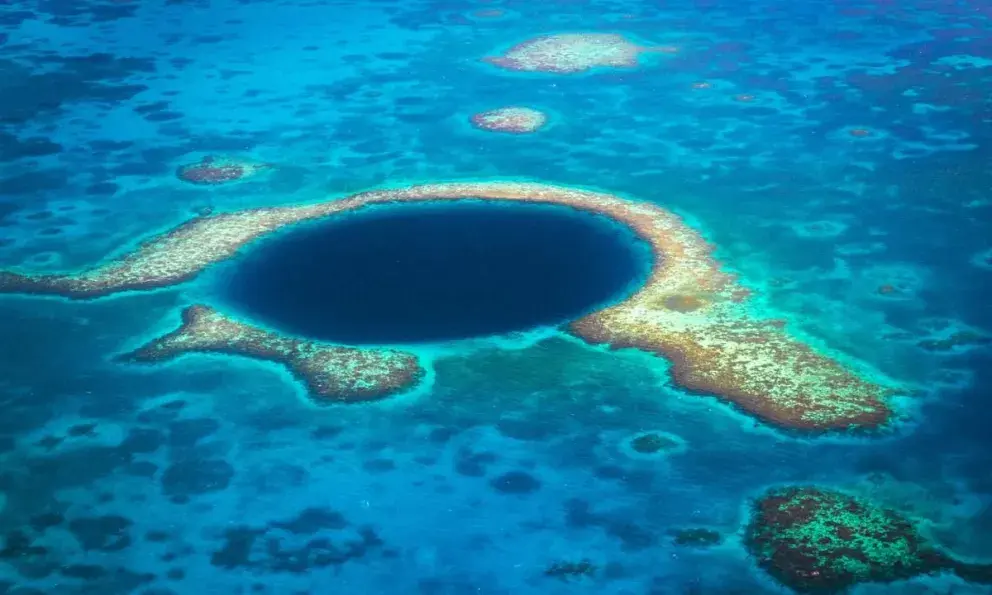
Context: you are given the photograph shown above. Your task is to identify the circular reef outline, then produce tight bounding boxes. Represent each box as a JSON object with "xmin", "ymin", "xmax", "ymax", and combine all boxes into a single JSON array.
[{"xmin": 0, "ymin": 181, "xmax": 898, "ymax": 427}]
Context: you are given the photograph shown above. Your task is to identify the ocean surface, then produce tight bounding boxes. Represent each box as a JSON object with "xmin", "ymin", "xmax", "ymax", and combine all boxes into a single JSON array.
[{"xmin": 0, "ymin": 0, "xmax": 991, "ymax": 594}]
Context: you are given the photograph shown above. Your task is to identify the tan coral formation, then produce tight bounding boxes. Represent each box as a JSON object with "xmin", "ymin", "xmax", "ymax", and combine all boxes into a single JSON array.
[{"xmin": 0, "ymin": 182, "xmax": 896, "ymax": 428}]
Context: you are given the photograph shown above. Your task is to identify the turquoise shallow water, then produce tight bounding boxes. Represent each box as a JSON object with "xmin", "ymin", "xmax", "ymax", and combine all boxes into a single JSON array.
[{"xmin": 0, "ymin": 0, "xmax": 991, "ymax": 593}]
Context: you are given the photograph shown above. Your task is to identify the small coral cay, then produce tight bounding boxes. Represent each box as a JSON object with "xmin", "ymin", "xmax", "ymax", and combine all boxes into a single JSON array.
[
  {"xmin": 471, "ymin": 107, "xmax": 547, "ymax": 133},
  {"xmin": 746, "ymin": 487, "xmax": 992, "ymax": 594},
  {"xmin": 483, "ymin": 33, "xmax": 666, "ymax": 74},
  {"xmin": 0, "ymin": 182, "xmax": 897, "ymax": 430},
  {"xmin": 122, "ymin": 305, "xmax": 423, "ymax": 403},
  {"xmin": 544, "ymin": 559, "xmax": 596, "ymax": 581},
  {"xmin": 176, "ymin": 155, "xmax": 271, "ymax": 185}
]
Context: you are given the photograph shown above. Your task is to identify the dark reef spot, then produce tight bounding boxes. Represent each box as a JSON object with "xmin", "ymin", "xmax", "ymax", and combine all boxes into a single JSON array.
[
  {"xmin": 211, "ymin": 527, "xmax": 263, "ymax": 569},
  {"xmin": 68, "ymin": 515, "xmax": 132, "ymax": 551},
  {"xmin": 126, "ymin": 461, "xmax": 159, "ymax": 477},
  {"xmin": 545, "ymin": 559, "xmax": 596, "ymax": 581},
  {"xmin": 144, "ymin": 110, "xmax": 184, "ymax": 122},
  {"xmin": 670, "ymin": 527, "xmax": 722, "ymax": 547},
  {"xmin": 67, "ymin": 423, "xmax": 97, "ymax": 437},
  {"xmin": 133, "ymin": 101, "xmax": 172, "ymax": 114},
  {"xmin": 168, "ymin": 418, "xmax": 221, "ymax": 448},
  {"xmin": 30, "ymin": 512, "xmax": 65, "ymax": 532},
  {"xmin": 428, "ymin": 427, "xmax": 457, "ymax": 443},
  {"xmin": 0, "ymin": 54, "xmax": 153, "ymax": 125},
  {"xmin": 211, "ymin": 509, "xmax": 381, "ymax": 573},
  {"xmin": 89, "ymin": 140, "xmax": 134, "ymax": 152},
  {"xmin": 628, "ymin": 431, "xmax": 680, "ymax": 455},
  {"xmin": 311, "ymin": 425, "xmax": 343, "ymax": 440},
  {"xmin": 120, "ymin": 428, "xmax": 164, "ymax": 454},
  {"xmin": 0, "ymin": 170, "xmax": 69, "ymax": 196},
  {"xmin": 607, "ymin": 521, "xmax": 656, "ymax": 551},
  {"xmin": 1, "ymin": 531, "xmax": 47, "ymax": 560},
  {"xmin": 455, "ymin": 449, "xmax": 498, "ymax": 477},
  {"xmin": 252, "ymin": 463, "xmax": 308, "ymax": 493},
  {"xmin": 489, "ymin": 471, "xmax": 541, "ymax": 494},
  {"xmin": 496, "ymin": 418, "xmax": 554, "ymax": 441},
  {"xmin": 363, "ymin": 458, "xmax": 395, "ymax": 473},
  {"xmin": 273, "ymin": 508, "xmax": 348, "ymax": 534},
  {"xmin": 85, "ymin": 182, "xmax": 119, "ymax": 196},
  {"xmin": 215, "ymin": 201, "xmax": 650, "ymax": 344},
  {"xmin": 61, "ymin": 564, "xmax": 107, "ymax": 579},
  {"xmin": 161, "ymin": 458, "xmax": 234, "ymax": 498},
  {"xmin": 0, "ymin": 133, "xmax": 62, "ymax": 162},
  {"xmin": 145, "ymin": 530, "xmax": 170, "ymax": 542}
]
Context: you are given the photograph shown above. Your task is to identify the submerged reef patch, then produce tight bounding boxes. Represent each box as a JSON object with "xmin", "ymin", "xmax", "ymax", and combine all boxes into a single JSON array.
[
  {"xmin": 470, "ymin": 107, "xmax": 548, "ymax": 133},
  {"xmin": 746, "ymin": 487, "xmax": 992, "ymax": 593},
  {"xmin": 0, "ymin": 182, "xmax": 897, "ymax": 429},
  {"xmin": 483, "ymin": 33, "xmax": 669, "ymax": 74},
  {"xmin": 619, "ymin": 430, "xmax": 685, "ymax": 460}
]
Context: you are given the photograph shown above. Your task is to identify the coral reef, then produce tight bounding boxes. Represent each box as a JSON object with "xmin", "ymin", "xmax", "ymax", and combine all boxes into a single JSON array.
[
  {"xmin": 176, "ymin": 156, "xmax": 271, "ymax": 185},
  {"xmin": 122, "ymin": 305, "xmax": 423, "ymax": 403},
  {"xmin": 470, "ymin": 107, "xmax": 547, "ymax": 133},
  {"xmin": 483, "ymin": 34, "xmax": 667, "ymax": 74},
  {"xmin": 0, "ymin": 182, "xmax": 896, "ymax": 430},
  {"xmin": 746, "ymin": 487, "xmax": 992, "ymax": 593}
]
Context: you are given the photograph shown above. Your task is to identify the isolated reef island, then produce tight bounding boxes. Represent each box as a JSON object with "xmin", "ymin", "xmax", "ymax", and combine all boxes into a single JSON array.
[
  {"xmin": 483, "ymin": 33, "xmax": 677, "ymax": 74},
  {"xmin": 0, "ymin": 181, "xmax": 898, "ymax": 431},
  {"xmin": 470, "ymin": 107, "xmax": 548, "ymax": 134},
  {"xmin": 747, "ymin": 487, "xmax": 992, "ymax": 593}
]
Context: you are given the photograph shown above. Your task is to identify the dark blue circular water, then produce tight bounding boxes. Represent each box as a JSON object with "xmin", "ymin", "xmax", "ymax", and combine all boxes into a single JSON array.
[{"xmin": 213, "ymin": 200, "xmax": 651, "ymax": 345}]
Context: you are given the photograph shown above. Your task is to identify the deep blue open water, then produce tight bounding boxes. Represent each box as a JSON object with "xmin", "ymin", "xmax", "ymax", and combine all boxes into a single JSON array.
[
  {"xmin": 0, "ymin": 0, "xmax": 991, "ymax": 594},
  {"xmin": 212, "ymin": 201, "xmax": 650, "ymax": 345}
]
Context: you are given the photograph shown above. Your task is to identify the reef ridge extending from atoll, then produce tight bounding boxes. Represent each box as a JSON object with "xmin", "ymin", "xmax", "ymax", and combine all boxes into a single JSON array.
[
  {"xmin": 0, "ymin": 182, "xmax": 897, "ymax": 428},
  {"xmin": 122, "ymin": 305, "xmax": 423, "ymax": 404}
]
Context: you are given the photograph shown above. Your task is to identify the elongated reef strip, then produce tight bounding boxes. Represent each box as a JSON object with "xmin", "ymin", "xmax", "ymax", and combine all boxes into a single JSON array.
[
  {"xmin": 122, "ymin": 305, "xmax": 423, "ymax": 403},
  {"xmin": 0, "ymin": 181, "xmax": 896, "ymax": 429}
]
